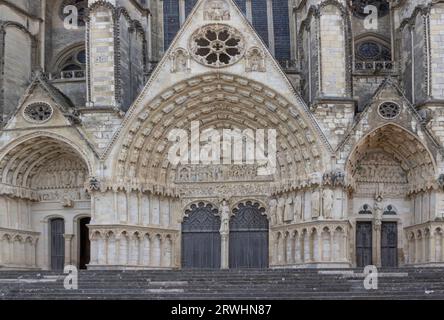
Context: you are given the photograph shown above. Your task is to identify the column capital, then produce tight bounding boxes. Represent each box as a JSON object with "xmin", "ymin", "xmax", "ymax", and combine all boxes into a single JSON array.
[{"xmin": 63, "ymin": 234, "xmax": 75, "ymax": 240}]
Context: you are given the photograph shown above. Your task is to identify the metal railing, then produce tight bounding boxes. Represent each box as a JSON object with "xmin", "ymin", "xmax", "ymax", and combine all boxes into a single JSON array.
[
  {"xmin": 353, "ymin": 61, "xmax": 396, "ymax": 73},
  {"xmin": 48, "ymin": 70, "xmax": 86, "ymax": 80}
]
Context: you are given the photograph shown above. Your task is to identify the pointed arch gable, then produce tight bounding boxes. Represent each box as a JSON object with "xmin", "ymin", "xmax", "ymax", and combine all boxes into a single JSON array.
[
  {"xmin": 0, "ymin": 131, "xmax": 96, "ymax": 200},
  {"xmin": 345, "ymin": 123, "xmax": 437, "ymax": 194},
  {"xmin": 337, "ymin": 78, "xmax": 443, "ymax": 164},
  {"xmin": 103, "ymin": 0, "xmax": 332, "ymax": 163},
  {"xmin": 107, "ymin": 73, "xmax": 330, "ymax": 191}
]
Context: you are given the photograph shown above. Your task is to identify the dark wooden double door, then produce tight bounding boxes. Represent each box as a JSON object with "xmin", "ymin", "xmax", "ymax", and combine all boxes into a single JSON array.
[
  {"xmin": 50, "ymin": 217, "xmax": 91, "ymax": 271},
  {"xmin": 356, "ymin": 221, "xmax": 398, "ymax": 267},
  {"xmin": 182, "ymin": 202, "xmax": 269, "ymax": 269}
]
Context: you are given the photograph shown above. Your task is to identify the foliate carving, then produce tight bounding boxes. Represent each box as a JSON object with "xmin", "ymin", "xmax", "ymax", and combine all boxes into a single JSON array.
[
  {"xmin": 189, "ymin": 25, "xmax": 244, "ymax": 68},
  {"xmin": 176, "ymin": 164, "xmax": 273, "ymax": 183},
  {"xmin": 333, "ymin": 171, "xmax": 345, "ymax": 187},
  {"xmin": 323, "ymin": 171, "xmax": 345, "ymax": 187},
  {"xmin": 178, "ymin": 182, "xmax": 270, "ymax": 198},
  {"xmin": 170, "ymin": 48, "xmax": 190, "ymax": 73},
  {"xmin": 245, "ymin": 47, "xmax": 266, "ymax": 72},
  {"xmin": 203, "ymin": 0, "xmax": 230, "ymax": 21},
  {"xmin": 87, "ymin": 176, "xmax": 101, "ymax": 192}
]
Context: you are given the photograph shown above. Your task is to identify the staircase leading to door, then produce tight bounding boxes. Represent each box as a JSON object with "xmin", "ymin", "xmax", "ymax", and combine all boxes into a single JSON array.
[{"xmin": 0, "ymin": 268, "xmax": 443, "ymax": 300}]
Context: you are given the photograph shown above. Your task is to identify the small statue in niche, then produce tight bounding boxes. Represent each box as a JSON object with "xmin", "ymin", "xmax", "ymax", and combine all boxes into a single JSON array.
[
  {"xmin": 284, "ymin": 196, "xmax": 294, "ymax": 222},
  {"xmin": 245, "ymin": 47, "xmax": 266, "ymax": 72},
  {"xmin": 311, "ymin": 189, "xmax": 320, "ymax": 218},
  {"xmin": 269, "ymin": 197, "xmax": 277, "ymax": 225},
  {"xmin": 170, "ymin": 48, "xmax": 190, "ymax": 73},
  {"xmin": 277, "ymin": 197, "xmax": 286, "ymax": 224},
  {"xmin": 204, "ymin": 0, "xmax": 230, "ymax": 21},
  {"xmin": 322, "ymin": 188, "xmax": 334, "ymax": 219}
]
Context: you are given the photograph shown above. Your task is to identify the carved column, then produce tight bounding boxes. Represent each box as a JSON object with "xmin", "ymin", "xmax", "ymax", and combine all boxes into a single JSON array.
[
  {"xmin": 373, "ymin": 225, "xmax": 381, "ymax": 267},
  {"xmin": 63, "ymin": 234, "xmax": 74, "ymax": 267},
  {"xmin": 219, "ymin": 200, "xmax": 230, "ymax": 269},
  {"xmin": 429, "ymin": 232, "xmax": 435, "ymax": 263},
  {"xmin": 220, "ymin": 233, "xmax": 229, "ymax": 269},
  {"xmin": 415, "ymin": 236, "xmax": 420, "ymax": 264}
]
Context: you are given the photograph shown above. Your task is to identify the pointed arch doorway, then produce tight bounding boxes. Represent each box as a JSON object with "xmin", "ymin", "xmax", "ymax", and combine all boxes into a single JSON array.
[
  {"xmin": 181, "ymin": 202, "xmax": 221, "ymax": 269},
  {"xmin": 229, "ymin": 201, "xmax": 269, "ymax": 268},
  {"xmin": 50, "ymin": 218, "xmax": 65, "ymax": 271},
  {"xmin": 79, "ymin": 217, "xmax": 91, "ymax": 269}
]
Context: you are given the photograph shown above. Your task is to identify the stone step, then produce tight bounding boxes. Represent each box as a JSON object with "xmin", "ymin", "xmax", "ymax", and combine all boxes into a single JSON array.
[{"xmin": 2, "ymin": 268, "xmax": 444, "ymax": 300}]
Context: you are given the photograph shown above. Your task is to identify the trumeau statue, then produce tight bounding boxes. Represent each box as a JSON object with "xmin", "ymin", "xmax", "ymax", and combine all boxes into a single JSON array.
[
  {"xmin": 374, "ymin": 194, "xmax": 384, "ymax": 230},
  {"xmin": 220, "ymin": 199, "xmax": 230, "ymax": 235}
]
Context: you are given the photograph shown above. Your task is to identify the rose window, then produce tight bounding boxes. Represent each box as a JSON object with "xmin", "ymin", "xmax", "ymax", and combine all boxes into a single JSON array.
[
  {"xmin": 23, "ymin": 103, "xmax": 53, "ymax": 123},
  {"xmin": 190, "ymin": 25, "xmax": 244, "ymax": 67},
  {"xmin": 378, "ymin": 102, "xmax": 400, "ymax": 120}
]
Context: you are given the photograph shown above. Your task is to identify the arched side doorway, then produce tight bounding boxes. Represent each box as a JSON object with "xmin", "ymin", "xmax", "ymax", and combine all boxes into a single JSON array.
[
  {"xmin": 229, "ymin": 201, "xmax": 269, "ymax": 268},
  {"xmin": 348, "ymin": 124, "xmax": 436, "ymax": 267},
  {"xmin": 79, "ymin": 217, "xmax": 91, "ymax": 269},
  {"xmin": 182, "ymin": 202, "xmax": 221, "ymax": 269},
  {"xmin": 50, "ymin": 218, "xmax": 65, "ymax": 271}
]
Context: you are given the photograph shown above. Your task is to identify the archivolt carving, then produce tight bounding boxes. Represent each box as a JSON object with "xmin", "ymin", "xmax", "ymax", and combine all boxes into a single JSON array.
[
  {"xmin": 112, "ymin": 74, "xmax": 327, "ymax": 194},
  {"xmin": 0, "ymin": 134, "xmax": 92, "ymax": 201},
  {"xmin": 347, "ymin": 124, "xmax": 436, "ymax": 195}
]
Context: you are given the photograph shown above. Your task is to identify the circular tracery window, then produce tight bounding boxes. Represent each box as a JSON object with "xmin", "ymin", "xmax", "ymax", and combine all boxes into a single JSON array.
[
  {"xmin": 378, "ymin": 102, "xmax": 400, "ymax": 120},
  {"xmin": 356, "ymin": 41, "xmax": 391, "ymax": 61},
  {"xmin": 189, "ymin": 25, "xmax": 244, "ymax": 67},
  {"xmin": 23, "ymin": 103, "xmax": 53, "ymax": 123}
]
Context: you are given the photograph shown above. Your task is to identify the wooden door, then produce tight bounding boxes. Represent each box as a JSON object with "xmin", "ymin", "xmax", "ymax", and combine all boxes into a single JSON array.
[
  {"xmin": 229, "ymin": 202, "xmax": 269, "ymax": 268},
  {"xmin": 182, "ymin": 202, "xmax": 221, "ymax": 269}
]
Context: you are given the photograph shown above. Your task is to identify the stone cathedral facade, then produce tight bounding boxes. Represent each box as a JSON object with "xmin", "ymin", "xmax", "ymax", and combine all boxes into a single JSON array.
[{"xmin": 1, "ymin": 0, "xmax": 444, "ymax": 272}]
